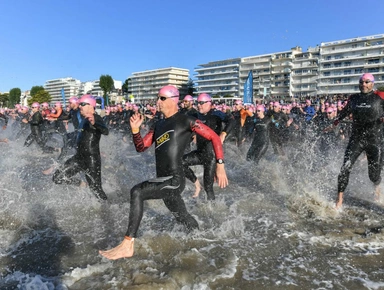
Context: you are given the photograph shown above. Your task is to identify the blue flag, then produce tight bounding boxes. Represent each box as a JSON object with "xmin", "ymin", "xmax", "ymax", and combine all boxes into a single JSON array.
[
  {"xmin": 61, "ymin": 88, "xmax": 66, "ymax": 106},
  {"xmin": 243, "ymin": 71, "xmax": 253, "ymax": 104}
]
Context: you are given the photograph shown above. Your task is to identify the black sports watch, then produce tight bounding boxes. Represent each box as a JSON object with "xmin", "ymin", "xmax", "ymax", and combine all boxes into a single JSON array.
[{"xmin": 216, "ymin": 159, "xmax": 224, "ymax": 164}]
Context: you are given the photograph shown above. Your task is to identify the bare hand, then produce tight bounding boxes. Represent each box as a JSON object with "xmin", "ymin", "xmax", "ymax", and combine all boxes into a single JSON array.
[
  {"xmin": 215, "ymin": 164, "xmax": 228, "ymax": 188},
  {"xmin": 130, "ymin": 113, "xmax": 144, "ymax": 128},
  {"xmin": 84, "ymin": 113, "xmax": 95, "ymax": 125}
]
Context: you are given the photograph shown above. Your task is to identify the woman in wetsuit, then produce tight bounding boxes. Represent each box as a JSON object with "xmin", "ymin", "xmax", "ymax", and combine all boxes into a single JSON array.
[{"xmin": 53, "ymin": 95, "xmax": 109, "ymax": 200}]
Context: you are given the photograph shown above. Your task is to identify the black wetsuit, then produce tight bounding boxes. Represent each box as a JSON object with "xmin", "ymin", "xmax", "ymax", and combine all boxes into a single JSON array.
[
  {"xmin": 53, "ymin": 114, "xmax": 109, "ymax": 200},
  {"xmin": 246, "ymin": 115, "xmax": 272, "ymax": 163},
  {"xmin": 337, "ymin": 91, "xmax": 384, "ymax": 192},
  {"xmin": 127, "ymin": 112, "xmax": 224, "ymax": 237},
  {"xmin": 266, "ymin": 110, "xmax": 288, "ymax": 156},
  {"xmin": 59, "ymin": 108, "xmax": 82, "ymax": 160},
  {"xmin": 182, "ymin": 109, "xmax": 234, "ymax": 200},
  {"xmin": 0, "ymin": 112, "xmax": 8, "ymax": 128},
  {"xmin": 24, "ymin": 111, "xmax": 54, "ymax": 152}
]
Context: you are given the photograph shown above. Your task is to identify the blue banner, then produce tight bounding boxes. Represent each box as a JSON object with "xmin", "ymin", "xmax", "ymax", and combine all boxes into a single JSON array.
[
  {"xmin": 95, "ymin": 96, "xmax": 105, "ymax": 109},
  {"xmin": 61, "ymin": 88, "xmax": 66, "ymax": 106},
  {"xmin": 243, "ymin": 71, "xmax": 253, "ymax": 104}
]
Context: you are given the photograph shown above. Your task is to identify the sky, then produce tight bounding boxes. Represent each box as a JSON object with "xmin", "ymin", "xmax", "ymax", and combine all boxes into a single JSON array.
[{"xmin": 1, "ymin": 0, "xmax": 384, "ymax": 92}]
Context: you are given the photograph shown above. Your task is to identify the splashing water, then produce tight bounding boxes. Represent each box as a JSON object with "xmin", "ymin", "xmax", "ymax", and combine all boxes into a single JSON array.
[{"xmin": 1, "ymin": 123, "xmax": 384, "ymax": 290}]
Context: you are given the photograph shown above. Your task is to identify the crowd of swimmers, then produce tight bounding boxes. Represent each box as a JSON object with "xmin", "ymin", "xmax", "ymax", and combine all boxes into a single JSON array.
[{"xmin": 1, "ymin": 73, "xmax": 384, "ymax": 260}]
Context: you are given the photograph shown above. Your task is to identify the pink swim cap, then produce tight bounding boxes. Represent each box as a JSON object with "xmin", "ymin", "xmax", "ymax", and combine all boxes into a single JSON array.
[
  {"xmin": 41, "ymin": 102, "xmax": 49, "ymax": 108},
  {"xmin": 69, "ymin": 97, "xmax": 79, "ymax": 104},
  {"xmin": 326, "ymin": 107, "xmax": 334, "ymax": 113},
  {"xmin": 360, "ymin": 73, "xmax": 374, "ymax": 83},
  {"xmin": 256, "ymin": 105, "xmax": 265, "ymax": 112},
  {"xmin": 158, "ymin": 85, "xmax": 180, "ymax": 100},
  {"xmin": 79, "ymin": 94, "xmax": 97, "ymax": 107},
  {"xmin": 32, "ymin": 102, "xmax": 40, "ymax": 108},
  {"xmin": 234, "ymin": 99, "xmax": 243, "ymax": 105},
  {"xmin": 273, "ymin": 102, "xmax": 280, "ymax": 107},
  {"xmin": 55, "ymin": 102, "xmax": 62, "ymax": 107},
  {"xmin": 183, "ymin": 95, "xmax": 194, "ymax": 102},
  {"xmin": 197, "ymin": 93, "xmax": 212, "ymax": 102}
]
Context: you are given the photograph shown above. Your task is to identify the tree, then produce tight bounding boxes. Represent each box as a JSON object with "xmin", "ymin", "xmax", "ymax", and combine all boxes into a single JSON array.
[
  {"xmin": 186, "ymin": 78, "xmax": 196, "ymax": 96},
  {"xmin": 9, "ymin": 88, "xmax": 21, "ymax": 107},
  {"xmin": 30, "ymin": 86, "xmax": 45, "ymax": 97},
  {"xmin": 0, "ymin": 93, "xmax": 9, "ymax": 108},
  {"xmin": 99, "ymin": 75, "xmax": 114, "ymax": 106},
  {"xmin": 377, "ymin": 86, "xmax": 384, "ymax": 92},
  {"xmin": 122, "ymin": 78, "xmax": 132, "ymax": 95},
  {"xmin": 27, "ymin": 90, "xmax": 52, "ymax": 106}
]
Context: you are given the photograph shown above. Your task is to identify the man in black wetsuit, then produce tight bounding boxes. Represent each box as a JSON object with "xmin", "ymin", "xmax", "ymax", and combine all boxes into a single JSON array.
[
  {"xmin": 53, "ymin": 95, "xmax": 109, "ymax": 200},
  {"xmin": 99, "ymin": 85, "xmax": 228, "ymax": 260},
  {"xmin": 246, "ymin": 105, "xmax": 272, "ymax": 163},
  {"xmin": 182, "ymin": 93, "xmax": 234, "ymax": 199},
  {"xmin": 329, "ymin": 73, "xmax": 384, "ymax": 209},
  {"xmin": 23, "ymin": 102, "xmax": 55, "ymax": 153}
]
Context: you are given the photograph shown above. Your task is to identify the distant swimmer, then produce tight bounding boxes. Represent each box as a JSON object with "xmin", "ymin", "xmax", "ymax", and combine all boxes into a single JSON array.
[
  {"xmin": 99, "ymin": 85, "xmax": 228, "ymax": 260},
  {"xmin": 23, "ymin": 103, "xmax": 56, "ymax": 153},
  {"xmin": 325, "ymin": 74, "xmax": 384, "ymax": 209},
  {"xmin": 182, "ymin": 93, "xmax": 234, "ymax": 199},
  {"xmin": 52, "ymin": 95, "xmax": 109, "ymax": 200},
  {"xmin": 246, "ymin": 105, "xmax": 271, "ymax": 163}
]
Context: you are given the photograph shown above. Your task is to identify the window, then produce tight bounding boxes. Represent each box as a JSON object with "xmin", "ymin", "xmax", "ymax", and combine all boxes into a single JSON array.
[
  {"xmin": 368, "ymin": 68, "xmax": 379, "ymax": 73},
  {"xmin": 344, "ymin": 70, "xmax": 352, "ymax": 75},
  {"xmin": 368, "ymin": 59, "xmax": 379, "ymax": 64},
  {"xmin": 334, "ymin": 62, "xmax": 342, "ymax": 67},
  {"xmin": 323, "ymin": 72, "xmax": 330, "ymax": 76},
  {"xmin": 324, "ymin": 64, "xmax": 331, "ymax": 68}
]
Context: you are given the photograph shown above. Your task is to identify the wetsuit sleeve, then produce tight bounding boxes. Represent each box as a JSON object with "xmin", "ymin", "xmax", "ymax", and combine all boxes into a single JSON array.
[
  {"xmin": 92, "ymin": 114, "xmax": 109, "ymax": 135},
  {"xmin": 49, "ymin": 107, "xmax": 63, "ymax": 118},
  {"xmin": 191, "ymin": 119, "xmax": 224, "ymax": 160},
  {"xmin": 132, "ymin": 128, "xmax": 155, "ymax": 152}
]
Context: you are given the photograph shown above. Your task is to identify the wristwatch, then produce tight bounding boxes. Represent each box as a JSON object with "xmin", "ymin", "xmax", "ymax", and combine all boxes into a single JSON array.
[{"xmin": 216, "ymin": 159, "xmax": 224, "ymax": 164}]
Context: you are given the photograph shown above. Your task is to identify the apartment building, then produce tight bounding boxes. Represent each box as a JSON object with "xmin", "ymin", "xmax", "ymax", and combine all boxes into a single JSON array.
[
  {"xmin": 318, "ymin": 34, "xmax": 384, "ymax": 95},
  {"xmin": 195, "ymin": 34, "xmax": 384, "ymax": 101},
  {"xmin": 44, "ymin": 77, "xmax": 81, "ymax": 103},
  {"xmin": 194, "ymin": 58, "xmax": 241, "ymax": 100},
  {"xmin": 128, "ymin": 67, "xmax": 189, "ymax": 101}
]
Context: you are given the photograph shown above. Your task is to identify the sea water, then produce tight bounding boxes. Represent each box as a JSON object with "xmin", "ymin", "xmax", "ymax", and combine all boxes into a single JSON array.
[{"xmin": 1, "ymin": 123, "xmax": 384, "ymax": 289}]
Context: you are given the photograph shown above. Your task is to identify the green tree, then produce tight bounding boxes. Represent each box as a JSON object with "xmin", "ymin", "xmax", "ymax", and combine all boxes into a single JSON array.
[
  {"xmin": 0, "ymin": 93, "xmax": 9, "ymax": 107},
  {"xmin": 30, "ymin": 86, "xmax": 45, "ymax": 97},
  {"xmin": 186, "ymin": 78, "xmax": 196, "ymax": 96},
  {"xmin": 122, "ymin": 78, "xmax": 132, "ymax": 95},
  {"xmin": 27, "ymin": 90, "xmax": 52, "ymax": 106},
  {"xmin": 9, "ymin": 88, "xmax": 21, "ymax": 107},
  {"xmin": 377, "ymin": 86, "xmax": 384, "ymax": 92},
  {"xmin": 99, "ymin": 75, "xmax": 114, "ymax": 106}
]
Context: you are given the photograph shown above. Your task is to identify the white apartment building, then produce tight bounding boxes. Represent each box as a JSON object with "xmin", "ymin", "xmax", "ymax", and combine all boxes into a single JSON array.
[
  {"xmin": 318, "ymin": 34, "xmax": 384, "ymax": 95},
  {"xmin": 44, "ymin": 77, "xmax": 81, "ymax": 103},
  {"xmin": 194, "ymin": 58, "xmax": 241, "ymax": 100},
  {"xmin": 128, "ymin": 67, "xmax": 189, "ymax": 101},
  {"xmin": 195, "ymin": 33, "xmax": 384, "ymax": 101},
  {"xmin": 291, "ymin": 46, "xmax": 320, "ymax": 97}
]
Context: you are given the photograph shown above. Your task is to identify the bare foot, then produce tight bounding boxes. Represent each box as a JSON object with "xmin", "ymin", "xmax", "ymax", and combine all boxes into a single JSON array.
[
  {"xmin": 192, "ymin": 179, "xmax": 201, "ymax": 198},
  {"xmin": 335, "ymin": 192, "xmax": 343, "ymax": 210},
  {"xmin": 374, "ymin": 185, "xmax": 381, "ymax": 203},
  {"xmin": 0, "ymin": 138, "xmax": 8, "ymax": 143},
  {"xmin": 42, "ymin": 166, "xmax": 55, "ymax": 175},
  {"xmin": 80, "ymin": 181, "xmax": 88, "ymax": 188},
  {"xmin": 99, "ymin": 238, "xmax": 135, "ymax": 260}
]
